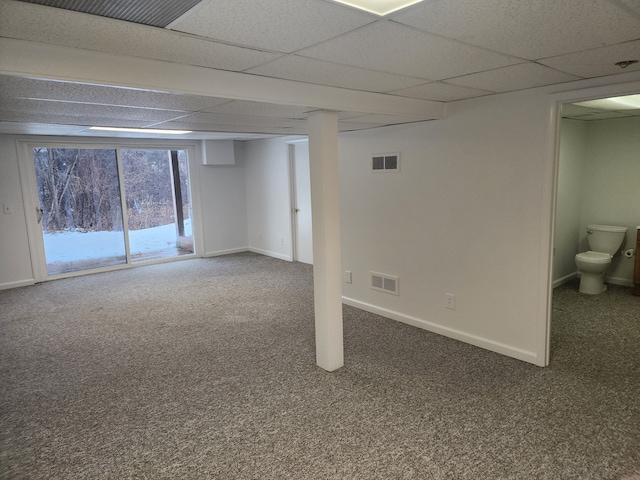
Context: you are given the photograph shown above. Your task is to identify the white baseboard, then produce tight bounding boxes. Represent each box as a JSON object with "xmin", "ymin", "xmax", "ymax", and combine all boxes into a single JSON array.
[
  {"xmin": 605, "ymin": 275, "xmax": 634, "ymax": 287},
  {"xmin": 342, "ymin": 296, "xmax": 541, "ymax": 366},
  {"xmin": 0, "ymin": 279, "xmax": 35, "ymax": 290},
  {"xmin": 553, "ymin": 271, "xmax": 578, "ymax": 288},
  {"xmin": 247, "ymin": 247, "xmax": 292, "ymax": 262},
  {"xmin": 203, "ymin": 247, "xmax": 249, "ymax": 258}
]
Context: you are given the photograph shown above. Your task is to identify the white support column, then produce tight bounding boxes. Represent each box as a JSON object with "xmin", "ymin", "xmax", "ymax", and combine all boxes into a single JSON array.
[{"xmin": 307, "ymin": 111, "xmax": 344, "ymax": 372}]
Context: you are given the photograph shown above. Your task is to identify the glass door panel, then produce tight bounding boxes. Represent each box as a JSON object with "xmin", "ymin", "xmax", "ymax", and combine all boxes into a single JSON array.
[
  {"xmin": 121, "ymin": 149, "xmax": 193, "ymax": 263},
  {"xmin": 33, "ymin": 147, "xmax": 126, "ymax": 275}
]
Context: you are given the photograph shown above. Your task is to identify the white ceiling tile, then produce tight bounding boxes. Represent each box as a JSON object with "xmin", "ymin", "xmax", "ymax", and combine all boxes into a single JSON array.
[
  {"xmin": 299, "ymin": 21, "xmax": 519, "ymax": 80},
  {"xmin": 341, "ymin": 113, "xmax": 438, "ymax": 124},
  {"xmin": 0, "ymin": 111, "xmax": 150, "ymax": 128},
  {"xmin": 246, "ymin": 55, "xmax": 429, "ymax": 92},
  {"xmin": 388, "ymin": 81, "xmax": 493, "ymax": 101},
  {"xmin": 154, "ymin": 121, "xmax": 308, "ymax": 135},
  {"xmin": 72, "ymin": 128, "xmax": 278, "ymax": 140},
  {"xmin": 0, "ymin": 121, "xmax": 85, "ymax": 136},
  {"xmin": 0, "ymin": 75, "xmax": 231, "ymax": 111},
  {"xmin": 615, "ymin": 0, "xmax": 640, "ymax": 16},
  {"xmin": 160, "ymin": 112, "xmax": 307, "ymax": 128},
  {"xmin": 539, "ymin": 40, "xmax": 640, "ymax": 78},
  {"xmin": 561, "ymin": 104, "xmax": 604, "ymax": 116},
  {"xmin": 0, "ymin": 1, "xmax": 280, "ymax": 71},
  {"xmin": 1, "ymin": 98, "xmax": 185, "ymax": 122},
  {"xmin": 392, "ymin": 0, "xmax": 640, "ymax": 60},
  {"xmin": 203, "ymin": 100, "xmax": 310, "ymax": 118},
  {"xmin": 447, "ymin": 63, "xmax": 582, "ymax": 93},
  {"xmin": 575, "ymin": 111, "xmax": 635, "ymax": 120},
  {"xmin": 339, "ymin": 122, "xmax": 387, "ymax": 131},
  {"xmin": 169, "ymin": 0, "xmax": 375, "ymax": 53}
]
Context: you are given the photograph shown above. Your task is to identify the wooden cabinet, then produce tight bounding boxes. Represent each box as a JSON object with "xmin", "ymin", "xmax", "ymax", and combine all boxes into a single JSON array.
[{"xmin": 634, "ymin": 228, "xmax": 640, "ymax": 295}]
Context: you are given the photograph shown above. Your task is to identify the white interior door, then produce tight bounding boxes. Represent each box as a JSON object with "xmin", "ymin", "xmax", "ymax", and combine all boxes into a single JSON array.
[{"xmin": 291, "ymin": 141, "xmax": 313, "ymax": 264}]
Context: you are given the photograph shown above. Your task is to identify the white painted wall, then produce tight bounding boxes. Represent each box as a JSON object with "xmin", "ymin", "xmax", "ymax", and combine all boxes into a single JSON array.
[
  {"xmin": 198, "ymin": 141, "xmax": 248, "ymax": 256},
  {"xmin": 3, "ymin": 72, "xmax": 640, "ymax": 366},
  {"xmin": 339, "ymin": 88, "xmax": 550, "ymax": 364},
  {"xmin": 0, "ymin": 135, "xmax": 33, "ymax": 289},
  {"xmin": 553, "ymin": 119, "xmax": 587, "ymax": 286},
  {"xmin": 244, "ymin": 137, "xmax": 294, "ymax": 261},
  {"xmin": 580, "ymin": 117, "xmax": 640, "ymax": 285}
]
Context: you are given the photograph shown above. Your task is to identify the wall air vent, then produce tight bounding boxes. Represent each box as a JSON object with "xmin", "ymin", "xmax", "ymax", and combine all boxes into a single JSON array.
[
  {"xmin": 372, "ymin": 153, "xmax": 400, "ymax": 172},
  {"xmin": 370, "ymin": 272, "xmax": 399, "ymax": 295}
]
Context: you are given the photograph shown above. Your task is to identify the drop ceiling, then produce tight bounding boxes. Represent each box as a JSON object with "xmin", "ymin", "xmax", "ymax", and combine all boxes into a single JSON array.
[{"xmin": 0, "ymin": 0, "xmax": 639, "ymax": 139}]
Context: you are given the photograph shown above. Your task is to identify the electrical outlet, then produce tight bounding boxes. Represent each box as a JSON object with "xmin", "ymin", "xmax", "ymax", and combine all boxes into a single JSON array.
[
  {"xmin": 344, "ymin": 271, "xmax": 352, "ymax": 284},
  {"xmin": 445, "ymin": 293, "xmax": 456, "ymax": 310},
  {"xmin": 3, "ymin": 204, "xmax": 13, "ymax": 214}
]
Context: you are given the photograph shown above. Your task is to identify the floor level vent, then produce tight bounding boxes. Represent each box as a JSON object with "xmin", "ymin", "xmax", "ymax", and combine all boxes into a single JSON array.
[{"xmin": 370, "ymin": 272, "xmax": 399, "ymax": 295}]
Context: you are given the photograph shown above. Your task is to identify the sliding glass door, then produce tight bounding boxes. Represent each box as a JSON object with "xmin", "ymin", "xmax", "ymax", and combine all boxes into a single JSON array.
[
  {"xmin": 121, "ymin": 149, "xmax": 193, "ymax": 263},
  {"xmin": 32, "ymin": 146, "xmax": 193, "ymax": 277},
  {"xmin": 34, "ymin": 147, "xmax": 127, "ymax": 275}
]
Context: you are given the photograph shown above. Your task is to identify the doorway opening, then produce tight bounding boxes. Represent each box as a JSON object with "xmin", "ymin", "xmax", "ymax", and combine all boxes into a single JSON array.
[
  {"xmin": 550, "ymin": 91, "xmax": 640, "ymax": 363},
  {"xmin": 32, "ymin": 146, "xmax": 193, "ymax": 276},
  {"xmin": 288, "ymin": 140, "xmax": 313, "ymax": 265}
]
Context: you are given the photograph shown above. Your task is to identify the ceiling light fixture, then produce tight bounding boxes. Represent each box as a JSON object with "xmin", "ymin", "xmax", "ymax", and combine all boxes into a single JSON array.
[
  {"xmin": 90, "ymin": 126, "xmax": 192, "ymax": 134},
  {"xmin": 331, "ymin": 0, "xmax": 424, "ymax": 16}
]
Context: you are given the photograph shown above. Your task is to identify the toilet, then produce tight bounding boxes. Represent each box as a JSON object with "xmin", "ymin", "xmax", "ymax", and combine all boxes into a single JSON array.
[{"xmin": 575, "ymin": 224, "xmax": 628, "ymax": 294}]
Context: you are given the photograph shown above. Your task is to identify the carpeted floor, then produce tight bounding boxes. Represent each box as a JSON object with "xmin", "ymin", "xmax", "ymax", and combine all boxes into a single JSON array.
[{"xmin": 1, "ymin": 253, "xmax": 639, "ymax": 479}]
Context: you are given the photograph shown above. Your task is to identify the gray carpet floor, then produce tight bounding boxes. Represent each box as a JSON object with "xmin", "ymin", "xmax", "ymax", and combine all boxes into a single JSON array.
[{"xmin": 1, "ymin": 253, "xmax": 639, "ymax": 479}]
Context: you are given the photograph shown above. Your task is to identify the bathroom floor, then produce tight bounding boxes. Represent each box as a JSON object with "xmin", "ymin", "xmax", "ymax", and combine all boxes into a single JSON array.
[{"xmin": 551, "ymin": 279, "xmax": 639, "ymax": 370}]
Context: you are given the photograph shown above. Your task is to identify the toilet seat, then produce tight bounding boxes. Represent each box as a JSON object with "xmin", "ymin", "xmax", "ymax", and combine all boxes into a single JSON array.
[{"xmin": 575, "ymin": 251, "xmax": 612, "ymax": 264}]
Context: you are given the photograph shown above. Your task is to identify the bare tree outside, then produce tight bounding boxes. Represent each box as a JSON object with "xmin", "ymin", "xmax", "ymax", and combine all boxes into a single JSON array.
[{"xmin": 33, "ymin": 147, "xmax": 193, "ymax": 275}]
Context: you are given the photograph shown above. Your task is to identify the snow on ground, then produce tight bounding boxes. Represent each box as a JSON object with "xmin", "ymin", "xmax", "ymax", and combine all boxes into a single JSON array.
[{"xmin": 43, "ymin": 220, "xmax": 192, "ymax": 262}]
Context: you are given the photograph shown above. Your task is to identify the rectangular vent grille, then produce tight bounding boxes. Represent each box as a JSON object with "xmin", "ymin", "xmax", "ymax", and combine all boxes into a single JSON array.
[
  {"xmin": 372, "ymin": 153, "xmax": 400, "ymax": 172},
  {"xmin": 17, "ymin": 0, "xmax": 204, "ymax": 27},
  {"xmin": 370, "ymin": 272, "xmax": 399, "ymax": 295}
]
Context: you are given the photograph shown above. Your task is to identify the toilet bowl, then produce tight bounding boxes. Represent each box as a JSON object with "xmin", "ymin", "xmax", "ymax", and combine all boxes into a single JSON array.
[
  {"xmin": 574, "ymin": 224, "xmax": 627, "ymax": 295},
  {"xmin": 575, "ymin": 251, "xmax": 612, "ymax": 294}
]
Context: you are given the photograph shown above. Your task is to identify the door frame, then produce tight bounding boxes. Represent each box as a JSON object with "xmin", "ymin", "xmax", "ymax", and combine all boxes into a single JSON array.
[
  {"xmin": 286, "ymin": 138, "xmax": 311, "ymax": 263},
  {"xmin": 17, "ymin": 137, "xmax": 203, "ymax": 282},
  {"xmin": 542, "ymin": 79, "xmax": 640, "ymax": 366}
]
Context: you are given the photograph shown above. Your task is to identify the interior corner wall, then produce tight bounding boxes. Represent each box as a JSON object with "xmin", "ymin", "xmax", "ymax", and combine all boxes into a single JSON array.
[
  {"xmin": 579, "ymin": 117, "xmax": 640, "ymax": 285},
  {"xmin": 243, "ymin": 137, "xmax": 294, "ymax": 261},
  {"xmin": 553, "ymin": 119, "xmax": 587, "ymax": 286},
  {"xmin": 0, "ymin": 135, "xmax": 35, "ymax": 289},
  {"xmin": 197, "ymin": 141, "xmax": 249, "ymax": 256},
  {"xmin": 339, "ymin": 89, "xmax": 552, "ymax": 365}
]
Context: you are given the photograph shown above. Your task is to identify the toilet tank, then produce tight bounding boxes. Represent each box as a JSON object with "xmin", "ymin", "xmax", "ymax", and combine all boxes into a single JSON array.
[{"xmin": 587, "ymin": 224, "xmax": 628, "ymax": 255}]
